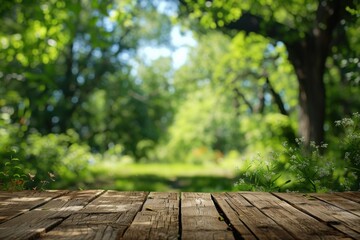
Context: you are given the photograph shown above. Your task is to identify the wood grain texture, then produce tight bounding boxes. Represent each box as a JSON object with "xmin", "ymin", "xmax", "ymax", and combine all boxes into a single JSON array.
[
  {"xmin": 41, "ymin": 191, "xmax": 147, "ymax": 240},
  {"xmin": 241, "ymin": 192, "xmax": 349, "ymax": 240},
  {"xmin": 0, "ymin": 190, "xmax": 359, "ymax": 240},
  {"xmin": 212, "ymin": 192, "xmax": 293, "ymax": 240},
  {"xmin": 181, "ymin": 192, "xmax": 234, "ymax": 240},
  {"xmin": 274, "ymin": 192, "xmax": 360, "ymax": 239},
  {"xmin": 0, "ymin": 190, "xmax": 103, "ymax": 239},
  {"xmin": 335, "ymin": 191, "xmax": 360, "ymax": 204},
  {"xmin": 312, "ymin": 192, "xmax": 360, "ymax": 217},
  {"xmin": 0, "ymin": 190, "xmax": 66, "ymax": 224},
  {"xmin": 121, "ymin": 192, "xmax": 179, "ymax": 240}
]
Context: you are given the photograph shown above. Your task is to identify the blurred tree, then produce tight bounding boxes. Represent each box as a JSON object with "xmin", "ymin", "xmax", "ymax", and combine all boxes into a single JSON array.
[
  {"xmin": 167, "ymin": 31, "xmax": 296, "ymax": 162},
  {"xmin": 163, "ymin": 32, "xmax": 242, "ymax": 163},
  {"xmin": 136, "ymin": 57, "xmax": 175, "ymax": 138},
  {"xmin": 213, "ymin": 32, "xmax": 298, "ymax": 119},
  {"xmin": 0, "ymin": 0, "xmax": 172, "ymax": 155},
  {"xmin": 178, "ymin": 0, "xmax": 359, "ymax": 145}
]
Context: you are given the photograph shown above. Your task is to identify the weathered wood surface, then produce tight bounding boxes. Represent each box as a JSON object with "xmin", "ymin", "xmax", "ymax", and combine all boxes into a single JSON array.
[
  {"xmin": 181, "ymin": 192, "xmax": 234, "ymax": 240},
  {"xmin": 0, "ymin": 191, "xmax": 359, "ymax": 239}
]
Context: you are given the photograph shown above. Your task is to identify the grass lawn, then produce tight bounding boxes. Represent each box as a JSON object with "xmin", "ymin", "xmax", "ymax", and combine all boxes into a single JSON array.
[{"xmin": 85, "ymin": 161, "xmax": 239, "ymax": 192}]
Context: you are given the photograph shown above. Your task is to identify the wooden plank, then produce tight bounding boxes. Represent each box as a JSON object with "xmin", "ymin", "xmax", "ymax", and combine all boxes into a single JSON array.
[
  {"xmin": 181, "ymin": 231, "xmax": 235, "ymax": 240},
  {"xmin": 0, "ymin": 190, "xmax": 103, "ymax": 239},
  {"xmin": 42, "ymin": 225, "xmax": 125, "ymax": 240},
  {"xmin": 80, "ymin": 190, "xmax": 148, "ymax": 214},
  {"xmin": 0, "ymin": 191, "xmax": 27, "ymax": 201},
  {"xmin": 241, "ymin": 192, "xmax": 348, "ymax": 240},
  {"xmin": 0, "ymin": 190, "xmax": 67, "ymax": 224},
  {"xmin": 212, "ymin": 192, "xmax": 293, "ymax": 240},
  {"xmin": 312, "ymin": 192, "xmax": 360, "ymax": 217},
  {"xmin": 0, "ymin": 191, "xmax": 359, "ymax": 240},
  {"xmin": 121, "ymin": 192, "xmax": 179, "ymax": 240},
  {"xmin": 274, "ymin": 192, "xmax": 360, "ymax": 239},
  {"xmin": 181, "ymin": 192, "xmax": 234, "ymax": 240},
  {"xmin": 335, "ymin": 192, "xmax": 360, "ymax": 204},
  {"xmin": 41, "ymin": 191, "xmax": 148, "ymax": 240}
]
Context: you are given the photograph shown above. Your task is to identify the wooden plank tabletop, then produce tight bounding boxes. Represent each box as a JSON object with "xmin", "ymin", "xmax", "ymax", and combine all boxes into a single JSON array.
[{"xmin": 0, "ymin": 191, "xmax": 359, "ymax": 239}]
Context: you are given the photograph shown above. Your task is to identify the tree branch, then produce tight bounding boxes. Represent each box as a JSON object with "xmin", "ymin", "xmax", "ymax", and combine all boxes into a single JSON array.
[
  {"xmin": 266, "ymin": 77, "xmax": 289, "ymax": 116},
  {"xmin": 224, "ymin": 12, "xmax": 299, "ymax": 44},
  {"xmin": 255, "ymin": 83, "xmax": 266, "ymax": 114},
  {"xmin": 233, "ymin": 87, "xmax": 253, "ymax": 113}
]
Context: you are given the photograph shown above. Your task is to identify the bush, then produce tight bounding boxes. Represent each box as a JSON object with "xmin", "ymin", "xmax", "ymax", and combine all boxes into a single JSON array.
[
  {"xmin": 234, "ymin": 113, "xmax": 360, "ymax": 192},
  {"xmin": 0, "ymin": 126, "xmax": 93, "ymax": 190},
  {"xmin": 0, "ymin": 150, "xmax": 27, "ymax": 191},
  {"xmin": 335, "ymin": 112, "xmax": 360, "ymax": 190},
  {"xmin": 284, "ymin": 138, "xmax": 334, "ymax": 192},
  {"xmin": 24, "ymin": 130, "xmax": 93, "ymax": 189},
  {"xmin": 234, "ymin": 152, "xmax": 290, "ymax": 192}
]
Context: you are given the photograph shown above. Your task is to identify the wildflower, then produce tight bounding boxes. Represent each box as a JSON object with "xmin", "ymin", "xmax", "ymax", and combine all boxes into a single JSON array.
[
  {"xmin": 28, "ymin": 173, "xmax": 35, "ymax": 181},
  {"xmin": 342, "ymin": 118, "xmax": 354, "ymax": 127},
  {"xmin": 48, "ymin": 172, "xmax": 56, "ymax": 181},
  {"xmin": 295, "ymin": 138, "xmax": 304, "ymax": 145},
  {"xmin": 335, "ymin": 120, "xmax": 342, "ymax": 126}
]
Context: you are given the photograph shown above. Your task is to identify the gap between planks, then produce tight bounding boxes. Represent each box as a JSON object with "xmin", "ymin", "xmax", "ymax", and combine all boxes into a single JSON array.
[
  {"xmin": 0, "ymin": 191, "xmax": 359, "ymax": 240},
  {"xmin": 0, "ymin": 190, "xmax": 107, "ymax": 239}
]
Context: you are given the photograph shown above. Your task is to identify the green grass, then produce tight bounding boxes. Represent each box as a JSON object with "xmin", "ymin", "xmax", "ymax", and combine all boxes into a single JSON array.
[{"xmin": 82, "ymin": 161, "xmax": 238, "ymax": 192}]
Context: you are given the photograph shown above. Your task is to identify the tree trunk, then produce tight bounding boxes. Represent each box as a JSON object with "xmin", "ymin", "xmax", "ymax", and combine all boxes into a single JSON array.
[
  {"xmin": 211, "ymin": 0, "xmax": 350, "ymax": 145},
  {"xmin": 297, "ymin": 64, "xmax": 326, "ymax": 145},
  {"xmin": 287, "ymin": 36, "xmax": 328, "ymax": 145}
]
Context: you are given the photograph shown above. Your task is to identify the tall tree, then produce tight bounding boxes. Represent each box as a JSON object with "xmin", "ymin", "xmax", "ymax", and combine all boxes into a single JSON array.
[
  {"xmin": 0, "ymin": 0, "xmax": 172, "ymax": 154},
  {"xmin": 179, "ymin": 0, "xmax": 358, "ymax": 145}
]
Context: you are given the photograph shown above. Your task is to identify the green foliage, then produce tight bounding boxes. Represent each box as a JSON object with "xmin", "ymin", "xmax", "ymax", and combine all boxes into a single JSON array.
[
  {"xmin": 25, "ymin": 130, "xmax": 92, "ymax": 189},
  {"xmin": 180, "ymin": 0, "xmax": 318, "ymax": 35},
  {"xmin": 235, "ymin": 141, "xmax": 334, "ymax": 192},
  {"xmin": 235, "ymin": 113, "xmax": 360, "ymax": 192},
  {"xmin": 0, "ymin": 0, "xmax": 359, "ymax": 192},
  {"xmin": 164, "ymin": 84, "xmax": 243, "ymax": 164},
  {"xmin": 0, "ymin": 146, "xmax": 57, "ymax": 191},
  {"xmin": 0, "ymin": 151, "xmax": 27, "ymax": 191},
  {"xmin": 0, "ymin": 122, "xmax": 92, "ymax": 190},
  {"xmin": 173, "ymin": 31, "xmax": 230, "ymax": 100},
  {"xmin": 235, "ymin": 152, "xmax": 290, "ymax": 192},
  {"xmin": 284, "ymin": 139, "xmax": 334, "ymax": 192},
  {"xmin": 0, "ymin": 110, "xmax": 28, "ymax": 190},
  {"xmin": 214, "ymin": 32, "xmax": 298, "ymax": 116},
  {"xmin": 239, "ymin": 113, "xmax": 296, "ymax": 153},
  {"xmin": 0, "ymin": 0, "xmax": 172, "ymax": 157},
  {"xmin": 335, "ymin": 112, "xmax": 360, "ymax": 189}
]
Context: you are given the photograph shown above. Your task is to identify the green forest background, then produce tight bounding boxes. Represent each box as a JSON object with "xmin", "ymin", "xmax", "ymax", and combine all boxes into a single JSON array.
[{"xmin": 0, "ymin": 0, "xmax": 359, "ymax": 192}]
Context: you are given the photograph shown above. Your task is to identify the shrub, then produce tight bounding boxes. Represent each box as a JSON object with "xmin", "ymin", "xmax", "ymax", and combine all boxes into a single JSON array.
[
  {"xmin": 234, "ymin": 152, "xmax": 290, "ymax": 192},
  {"xmin": 284, "ymin": 138, "xmax": 334, "ymax": 192},
  {"xmin": 335, "ymin": 112, "xmax": 360, "ymax": 190},
  {"xmin": 24, "ymin": 130, "xmax": 92, "ymax": 189},
  {"xmin": 235, "ymin": 113, "xmax": 360, "ymax": 192},
  {"xmin": 0, "ymin": 150, "xmax": 27, "ymax": 190}
]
